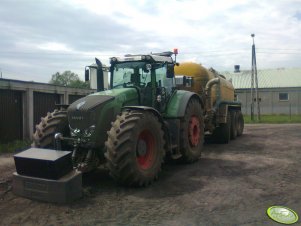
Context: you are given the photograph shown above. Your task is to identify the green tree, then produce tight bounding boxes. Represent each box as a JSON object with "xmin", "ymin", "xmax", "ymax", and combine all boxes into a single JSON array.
[{"xmin": 49, "ymin": 71, "xmax": 90, "ymax": 88}]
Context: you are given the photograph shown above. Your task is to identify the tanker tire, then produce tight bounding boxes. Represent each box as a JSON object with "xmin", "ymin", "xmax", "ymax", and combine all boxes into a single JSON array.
[
  {"xmin": 213, "ymin": 112, "xmax": 231, "ymax": 144},
  {"xmin": 236, "ymin": 110, "xmax": 244, "ymax": 136},
  {"xmin": 31, "ymin": 108, "xmax": 70, "ymax": 149},
  {"xmin": 179, "ymin": 98, "xmax": 204, "ymax": 163},
  {"xmin": 105, "ymin": 110, "xmax": 165, "ymax": 187},
  {"xmin": 230, "ymin": 110, "xmax": 237, "ymax": 140}
]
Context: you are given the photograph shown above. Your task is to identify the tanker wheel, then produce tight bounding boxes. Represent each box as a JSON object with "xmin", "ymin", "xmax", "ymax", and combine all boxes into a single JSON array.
[
  {"xmin": 31, "ymin": 108, "xmax": 70, "ymax": 149},
  {"xmin": 230, "ymin": 110, "xmax": 237, "ymax": 140},
  {"xmin": 179, "ymin": 98, "xmax": 204, "ymax": 163},
  {"xmin": 236, "ymin": 110, "xmax": 244, "ymax": 136},
  {"xmin": 213, "ymin": 112, "xmax": 231, "ymax": 144},
  {"xmin": 105, "ymin": 110, "xmax": 165, "ymax": 187}
]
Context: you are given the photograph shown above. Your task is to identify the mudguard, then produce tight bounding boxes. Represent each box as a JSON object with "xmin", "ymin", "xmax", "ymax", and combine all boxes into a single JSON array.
[
  {"xmin": 165, "ymin": 90, "xmax": 202, "ymax": 118},
  {"xmin": 122, "ymin": 106, "xmax": 162, "ymax": 119},
  {"xmin": 215, "ymin": 101, "xmax": 242, "ymax": 124}
]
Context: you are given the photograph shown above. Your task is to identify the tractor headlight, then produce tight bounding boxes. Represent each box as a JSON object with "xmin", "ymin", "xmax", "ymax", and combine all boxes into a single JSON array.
[
  {"xmin": 70, "ymin": 128, "xmax": 81, "ymax": 137},
  {"xmin": 84, "ymin": 125, "xmax": 96, "ymax": 137}
]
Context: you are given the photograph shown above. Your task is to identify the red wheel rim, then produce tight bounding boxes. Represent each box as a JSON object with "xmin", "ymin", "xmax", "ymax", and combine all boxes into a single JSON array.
[
  {"xmin": 189, "ymin": 116, "xmax": 200, "ymax": 146},
  {"xmin": 136, "ymin": 130, "xmax": 156, "ymax": 170}
]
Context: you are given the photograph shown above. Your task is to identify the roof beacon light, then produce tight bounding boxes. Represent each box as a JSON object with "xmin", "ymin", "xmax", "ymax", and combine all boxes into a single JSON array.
[{"xmin": 173, "ymin": 48, "xmax": 178, "ymax": 63}]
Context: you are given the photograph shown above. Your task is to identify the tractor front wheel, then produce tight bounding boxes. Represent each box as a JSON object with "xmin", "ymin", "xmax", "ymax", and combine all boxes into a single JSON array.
[
  {"xmin": 105, "ymin": 110, "xmax": 165, "ymax": 186},
  {"xmin": 32, "ymin": 108, "xmax": 70, "ymax": 149}
]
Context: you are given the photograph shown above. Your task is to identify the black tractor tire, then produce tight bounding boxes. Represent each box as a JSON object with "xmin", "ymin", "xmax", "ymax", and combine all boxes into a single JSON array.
[
  {"xmin": 32, "ymin": 108, "xmax": 70, "ymax": 149},
  {"xmin": 105, "ymin": 110, "xmax": 165, "ymax": 187},
  {"xmin": 213, "ymin": 112, "xmax": 231, "ymax": 144},
  {"xmin": 230, "ymin": 110, "xmax": 237, "ymax": 140},
  {"xmin": 236, "ymin": 110, "xmax": 244, "ymax": 136},
  {"xmin": 179, "ymin": 98, "xmax": 204, "ymax": 163}
]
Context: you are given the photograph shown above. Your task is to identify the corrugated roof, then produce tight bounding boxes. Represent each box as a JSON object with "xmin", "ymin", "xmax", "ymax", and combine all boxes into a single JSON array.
[{"xmin": 222, "ymin": 68, "xmax": 301, "ymax": 89}]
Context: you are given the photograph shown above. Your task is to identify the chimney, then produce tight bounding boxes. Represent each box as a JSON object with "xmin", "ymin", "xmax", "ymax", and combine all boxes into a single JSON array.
[{"xmin": 234, "ymin": 65, "xmax": 240, "ymax": 73}]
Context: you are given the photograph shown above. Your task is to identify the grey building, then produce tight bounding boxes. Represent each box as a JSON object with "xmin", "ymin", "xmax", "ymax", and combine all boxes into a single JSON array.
[
  {"xmin": 223, "ymin": 68, "xmax": 301, "ymax": 115},
  {"xmin": 0, "ymin": 78, "xmax": 94, "ymax": 143}
]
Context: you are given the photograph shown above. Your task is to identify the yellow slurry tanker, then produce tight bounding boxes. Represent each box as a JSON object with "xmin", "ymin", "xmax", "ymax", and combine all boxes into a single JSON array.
[{"xmin": 175, "ymin": 62, "xmax": 244, "ymax": 143}]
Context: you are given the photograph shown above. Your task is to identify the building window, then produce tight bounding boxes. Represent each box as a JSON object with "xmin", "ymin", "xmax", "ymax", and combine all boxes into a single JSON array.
[{"xmin": 279, "ymin": 93, "xmax": 289, "ymax": 101}]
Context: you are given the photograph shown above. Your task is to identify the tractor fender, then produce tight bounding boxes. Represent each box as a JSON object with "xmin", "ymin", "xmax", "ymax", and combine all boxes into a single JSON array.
[
  {"xmin": 215, "ymin": 101, "xmax": 242, "ymax": 124},
  {"xmin": 122, "ymin": 106, "xmax": 162, "ymax": 120},
  {"xmin": 165, "ymin": 90, "xmax": 203, "ymax": 118}
]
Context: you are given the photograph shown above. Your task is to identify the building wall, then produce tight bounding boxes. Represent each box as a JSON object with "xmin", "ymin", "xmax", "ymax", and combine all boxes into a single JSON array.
[
  {"xmin": 0, "ymin": 78, "xmax": 94, "ymax": 143},
  {"xmin": 236, "ymin": 87, "xmax": 301, "ymax": 115}
]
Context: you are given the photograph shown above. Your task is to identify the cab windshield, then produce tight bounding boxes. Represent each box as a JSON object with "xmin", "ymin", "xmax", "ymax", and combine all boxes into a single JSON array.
[
  {"xmin": 111, "ymin": 62, "xmax": 174, "ymax": 93},
  {"xmin": 112, "ymin": 62, "xmax": 150, "ymax": 88}
]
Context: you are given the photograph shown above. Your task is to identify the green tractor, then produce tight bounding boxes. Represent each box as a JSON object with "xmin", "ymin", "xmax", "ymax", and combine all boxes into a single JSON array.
[{"xmin": 32, "ymin": 51, "xmax": 204, "ymax": 186}]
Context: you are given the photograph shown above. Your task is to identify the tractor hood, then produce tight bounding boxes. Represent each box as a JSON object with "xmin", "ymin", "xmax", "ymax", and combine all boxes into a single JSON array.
[{"xmin": 68, "ymin": 88, "xmax": 138, "ymax": 130}]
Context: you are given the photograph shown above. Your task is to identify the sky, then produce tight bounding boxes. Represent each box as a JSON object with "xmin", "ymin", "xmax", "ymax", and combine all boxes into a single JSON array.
[{"xmin": 0, "ymin": 0, "xmax": 301, "ymax": 83}]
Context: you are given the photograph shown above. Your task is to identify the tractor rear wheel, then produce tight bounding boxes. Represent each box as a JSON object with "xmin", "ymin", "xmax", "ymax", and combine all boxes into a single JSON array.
[
  {"xmin": 105, "ymin": 110, "xmax": 165, "ymax": 186},
  {"xmin": 213, "ymin": 112, "xmax": 231, "ymax": 144},
  {"xmin": 32, "ymin": 108, "xmax": 70, "ymax": 149},
  {"xmin": 236, "ymin": 110, "xmax": 244, "ymax": 136},
  {"xmin": 179, "ymin": 98, "xmax": 204, "ymax": 163}
]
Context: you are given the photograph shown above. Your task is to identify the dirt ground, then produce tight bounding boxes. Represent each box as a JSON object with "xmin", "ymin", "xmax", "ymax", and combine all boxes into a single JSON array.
[{"xmin": 0, "ymin": 124, "xmax": 300, "ymax": 226}]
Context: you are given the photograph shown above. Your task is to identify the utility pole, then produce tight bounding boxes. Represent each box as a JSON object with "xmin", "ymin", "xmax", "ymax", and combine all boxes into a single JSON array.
[
  {"xmin": 251, "ymin": 34, "xmax": 261, "ymax": 121},
  {"xmin": 0, "ymin": 68, "xmax": 2, "ymax": 78}
]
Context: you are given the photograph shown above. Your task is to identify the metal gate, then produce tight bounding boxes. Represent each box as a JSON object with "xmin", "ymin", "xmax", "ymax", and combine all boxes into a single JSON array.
[
  {"xmin": 33, "ymin": 92, "xmax": 60, "ymax": 128},
  {"xmin": 0, "ymin": 89, "xmax": 23, "ymax": 143}
]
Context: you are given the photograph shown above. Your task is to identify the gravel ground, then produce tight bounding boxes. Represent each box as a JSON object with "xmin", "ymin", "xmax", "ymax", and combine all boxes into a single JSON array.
[{"xmin": 0, "ymin": 124, "xmax": 300, "ymax": 226}]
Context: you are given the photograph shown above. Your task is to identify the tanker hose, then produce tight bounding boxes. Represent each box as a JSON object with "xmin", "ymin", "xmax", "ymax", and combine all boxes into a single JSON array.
[{"xmin": 205, "ymin": 78, "xmax": 220, "ymax": 111}]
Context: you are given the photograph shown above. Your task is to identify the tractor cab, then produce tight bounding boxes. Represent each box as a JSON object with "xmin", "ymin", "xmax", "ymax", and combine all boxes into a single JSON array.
[{"xmin": 109, "ymin": 52, "xmax": 177, "ymax": 112}]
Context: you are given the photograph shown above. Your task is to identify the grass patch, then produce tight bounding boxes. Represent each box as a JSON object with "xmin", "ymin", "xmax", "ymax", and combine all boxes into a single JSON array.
[
  {"xmin": 244, "ymin": 115, "xmax": 301, "ymax": 124},
  {"xmin": 0, "ymin": 140, "xmax": 31, "ymax": 154}
]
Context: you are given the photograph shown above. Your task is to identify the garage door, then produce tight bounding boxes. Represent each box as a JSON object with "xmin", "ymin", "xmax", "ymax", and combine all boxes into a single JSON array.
[{"xmin": 0, "ymin": 89, "xmax": 23, "ymax": 143}]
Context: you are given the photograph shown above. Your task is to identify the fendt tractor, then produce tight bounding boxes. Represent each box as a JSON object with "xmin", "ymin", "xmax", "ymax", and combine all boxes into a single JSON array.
[{"xmin": 13, "ymin": 50, "xmax": 243, "ymax": 202}]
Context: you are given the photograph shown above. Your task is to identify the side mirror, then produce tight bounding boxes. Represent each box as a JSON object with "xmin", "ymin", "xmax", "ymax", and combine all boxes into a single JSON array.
[
  {"xmin": 166, "ymin": 64, "xmax": 174, "ymax": 78},
  {"xmin": 85, "ymin": 68, "xmax": 90, "ymax": 81}
]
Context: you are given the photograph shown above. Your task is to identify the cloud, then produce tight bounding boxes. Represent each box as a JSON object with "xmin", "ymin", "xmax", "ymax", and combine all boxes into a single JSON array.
[{"xmin": 0, "ymin": 0, "xmax": 301, "ymax": 82}]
